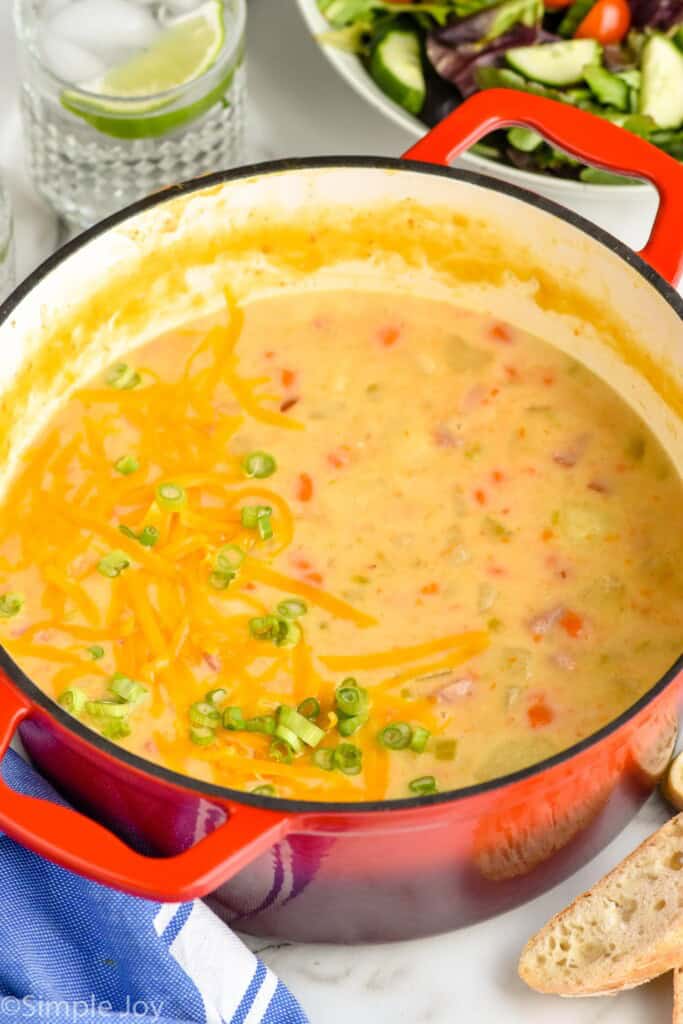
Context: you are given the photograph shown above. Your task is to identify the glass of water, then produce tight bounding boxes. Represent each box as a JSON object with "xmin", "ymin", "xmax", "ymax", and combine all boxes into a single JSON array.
[
  {"xmin": 14, "ymin": 0, "xmax": 247, "ymax": 230},
  {"xmin": 0, "ymin": 177, "xmax": 16, "ymax": 302}
]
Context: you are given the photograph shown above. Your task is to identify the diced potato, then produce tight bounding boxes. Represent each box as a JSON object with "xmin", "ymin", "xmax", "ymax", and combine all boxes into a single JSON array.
[{"xmin": 559, "ymin": 502, "xmax": 611, "ymax": 542}]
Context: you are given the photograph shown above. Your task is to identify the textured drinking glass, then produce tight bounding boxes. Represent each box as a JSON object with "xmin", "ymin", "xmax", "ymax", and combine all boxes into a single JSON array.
[
  {"xmin": 0, "ymin": 177, "xmax": 16, "ymax": 303},
  {"xmin": 14, "ymin": 0, "xmax": 246, "ymax": 229}
]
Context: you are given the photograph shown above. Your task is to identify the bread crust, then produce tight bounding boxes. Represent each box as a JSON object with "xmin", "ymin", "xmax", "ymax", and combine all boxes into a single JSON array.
[{"xmin": 519, "ymin": 814, "xmax": 683, "ymax": 996}]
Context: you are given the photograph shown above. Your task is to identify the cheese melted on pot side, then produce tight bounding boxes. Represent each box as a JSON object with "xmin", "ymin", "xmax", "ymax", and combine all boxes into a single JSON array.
[{"xmin": 1, "ymin": 291, "xmax": 681, "ymax": 801}]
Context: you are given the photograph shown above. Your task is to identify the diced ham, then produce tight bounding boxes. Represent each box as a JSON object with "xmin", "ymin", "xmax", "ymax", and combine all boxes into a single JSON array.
[
  {"xmin": 203, "ymin": 652, "xmax": 221, "ymax": 673},
  {"xmin": 588, "ymin": 478, "xmax": 610, "ymax": 494},
  {"xmin": 528, "ymin": 605, "xmax": 565, "ymax": 637},
  {"xmin": 436, "ymin": 676, "xmax": 474, "ymax": 702},
  {"xmin": 552, "ymin": 433, "xmax": 591, "ymax": 468},
  {"xmin": 433, "ymin": 424, "xmax": 463, "ymax": 449}
]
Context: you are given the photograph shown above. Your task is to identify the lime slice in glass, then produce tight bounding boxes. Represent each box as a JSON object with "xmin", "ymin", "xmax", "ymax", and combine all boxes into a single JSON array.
[{"xmin": 61, "ymin": 0, "xmax": 234, "ymax": 140}]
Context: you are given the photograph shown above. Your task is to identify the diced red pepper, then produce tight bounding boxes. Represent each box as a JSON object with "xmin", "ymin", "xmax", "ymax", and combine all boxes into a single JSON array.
[
  {"xmin": 528, "ymin": 697, "xmax": 554, "ymax": 728},
  {"xmin": 281, "ymin": 368, "xmax": 296, "ymax": 389},
  {"xmin": 560, "ymin": 610, "xmax": 584, "ymax": 638},
  {"xmin": 377, "ymin": 325, "xmax": 401, "ymax": 347},
  {"xmin": 474, "ymin": 489, "xmax": 487, "ymax": 506},
  {"xmin": 490, "ymin": 323, "xmax": 512, "ymax": 343}
]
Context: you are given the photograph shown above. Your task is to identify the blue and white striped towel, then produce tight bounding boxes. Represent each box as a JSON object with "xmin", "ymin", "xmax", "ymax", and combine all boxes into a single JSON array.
[{"xmin": 0, "ymin": 750, "xmax": 308, "ymax": 1024}]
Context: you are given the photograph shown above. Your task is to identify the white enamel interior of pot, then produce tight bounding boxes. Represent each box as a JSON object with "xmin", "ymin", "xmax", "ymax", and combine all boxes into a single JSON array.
[{"xmin": 0, "ymin": 166, "xmax": 680, "ymax": 496}]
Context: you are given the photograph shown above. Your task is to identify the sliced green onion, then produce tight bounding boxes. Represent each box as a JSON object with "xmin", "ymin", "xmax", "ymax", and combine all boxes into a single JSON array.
[
  {"xmin": 138, "ymin": 526, "xmax": 159, "ymax": 548},
  {"xmin": 274, "ymin": 722, "xmax": 303, "ymax": 755},
  {"xmin": 209, "ymin": 571, "xmax": 233, "ymax": 591},
  {"xmin": 333, "ymin": 742, "xmax": 363, "ymax": 776},
  {"xmin": 86, "ymin": 699, "xmax": 130, "ymax": 719},
  {"xmin": 114, "ymin": 455, "xmax": 139, "ymax": 475},
  {"xmin": 223, "ymin": 706, "xmax": 245, "ymax": 731},
  {"xmin": 242, "ymin": 451, "xmax": 277, "ymax": 479},
  {"xmin": 106, "ymin": 363, "xmax": 141, "ymax": 390},
  {"xmin": 269, "ymin": 738, "xmax": 294, "ymax": 764},
  {"xmin": 190, "ymin": 725, "xmax": 215, "ymax": 747},
  {"xmin": 240, "ymin": 505, "xmax": 274, "ymax": 541},
  {"xmin": 206, "ymin": 688, "xmax": 228, "ymax": 706},
  {"xmin": 249, "ymin": 615, "xmax": 279, "ymax": 640},
  {"xmin": 338, "ymin": 715, "xmax": 365, "ymax": 738},
  {"xmin": 245, "ymin": 715, "xmax": 276, "ymax": 735},
  {"xmin": 249, "ymin": 615, "xmax": 301, "ymax": 649},
  {"xmin": 109, "ymin": 674, "xmax": 148, "ymax": 704},
  {"xmin": 102, "ymin": 718, "xmax": 132, "ymax": 740},
  {"xmin": 87, "ymin": 645, "xmax": 105, "ymax": 661},
  {"xmin": 335, "ymin": 680, "xmax": 369, "ymax": 719},
  {"xmin": 297, "ymin": 697, "xmax": 320, "ymax": 720},
  {"xmin": 257, "ymin": 512, "xmax": 273, "ymax": 541},
  {"xmin": 156, "ymin": 482, "xmax": 187, "ymax": 511},
  {"xmin": 277, "ymin": 705, "xmax": 324, "ymax": 747},
  {"xmin": 410, "ymin": 726, "xmax": 431, "ymax": 754},
  {"xmin": 275, "ymin": 619, "xmax": 301, "ymax": 648},
  {"xmin": 0, "ymin": 593, "xmax": 24, "ymax": 618},
  {"xmin": 189, "ymin": 701, "xmax": 221, "ymax": 728},
  {"xmin": 409, "ymin": 775, "xmax": 437, "ymax": 796},
  {"xmin": 97, "ymin": 550, "xmax": 131, "ymax": 578},
  {"xmin": 210, "ymin": 546, "xmax": 244, "ymax": 591},
  {"xmin": 252, "ymin": 783, "xmax": 276, "ymax": 796},
  {"xmin": 216, "ymin": 545, "xmax": 245, "ymax": 572},
  {"xmin": 58, "ymin": 686, "xmax": 87, "ymax": 715},
  {"xmin": 378, "ymin": 722, "xmax": 412, "ymax": 751},
  {"xmin": 434, "ymin": 738, "xmax": 458, "ymax": 761},
  {"xmin": 277, "ymin": 599, "xmax": 307, "ymax": 619},
  {"xmin": 312, "ymin": 748, "xmax": 335, "ymax": 772}
]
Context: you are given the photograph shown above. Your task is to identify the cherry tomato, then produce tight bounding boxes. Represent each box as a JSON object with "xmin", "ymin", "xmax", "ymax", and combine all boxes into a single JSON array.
[{"xmin": 575, "ymin": 0, "xmax": 631, "ymax": 44}]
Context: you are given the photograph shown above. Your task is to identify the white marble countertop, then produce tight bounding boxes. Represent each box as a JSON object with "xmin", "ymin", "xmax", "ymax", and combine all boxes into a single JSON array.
[{"xmin": 0, "ymin": 2, "xmax": 680, "ymax": 1022}]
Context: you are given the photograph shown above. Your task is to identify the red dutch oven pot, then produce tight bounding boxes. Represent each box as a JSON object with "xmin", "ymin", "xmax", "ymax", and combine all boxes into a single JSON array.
[{"xmin": 0, "ymin": 91, "xmax": 681, "ymax": 942}]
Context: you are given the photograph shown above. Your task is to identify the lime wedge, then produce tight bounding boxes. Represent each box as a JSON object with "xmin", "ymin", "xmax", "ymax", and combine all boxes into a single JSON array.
[{"xmin": 61, "ymin": 0, "xmax": 235, "ymax": 139}]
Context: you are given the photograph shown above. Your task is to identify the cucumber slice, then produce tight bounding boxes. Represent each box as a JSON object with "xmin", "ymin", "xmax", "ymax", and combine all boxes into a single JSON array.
[
  {"xmin": 506, "ymin": 39, "xmax": 602, "ymax": 87},
  {"xmin": 583, "ymin": 64, "xmax": 629, "ymax": 111},
  {"xmin": 617, "ymin": 69, "xmax": 641, "ymax": 89},
  {"xmin": 370, "ymin": 28, "xmax": 426, "ymax": 115},
  {"xmin": 558, "ymin": 0, "xmax": 596, "ymax": 37},
  {"xmin": 640, "ymin": 34, "xmax": 683, "ymax": 130},
  {"xmin": 507, "ymin": 126, "xmax": 543, "ymax": 151}
]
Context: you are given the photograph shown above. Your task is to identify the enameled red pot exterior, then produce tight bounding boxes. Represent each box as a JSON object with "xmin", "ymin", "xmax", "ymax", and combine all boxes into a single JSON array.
[
  {"xmin": 9, "ymin": 666, "xmax": 683, "ymax": 941},
  {"xmin": 0, "ymin": 91, "xmax": 681, "ymax": 941}
]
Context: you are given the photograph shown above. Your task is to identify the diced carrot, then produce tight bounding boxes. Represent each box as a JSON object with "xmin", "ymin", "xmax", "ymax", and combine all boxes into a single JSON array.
[
  {"xmin": 474, "ymin": 489, "xmax": 487, "ymax": 506},
  {"xmin": 490, "ymin": 323, "xmax": 512, "ymax": 343},
  {"xmin": 504, "ymin": 365, "xmax": 519, "ymax": 380},
  {"xmin": 492, "ymin": 470, "xmax": 505, "ymax": 483},
  {"xmin": 528, "ymin": 697, "xmax": 554, "ymax": 728},
  {"xmin": 281, "ymin": 368, "xmax": 296, "ymax": 389},
  {"xmin": 543, "ymin": 372, "xmax": 556, "ymax": 386},
  {"xmin": 560, "ymin": 610, "xmax": 584, "ymax": 638},
  {"xmin": 421, "ymin": 582, "xmax": 440, "ymax": 595},
  {"xmin": 297, "ymin": 473, "xmax": 314, "ymax": 502},
  {"xmin": 264, "ymin": 351, "xmax": 275, "ymax": 360},
  {"xmin": 541, "ymin": 528, "xmax": 554, "ymax": 542},
  {"xmin": 377, "ymin": 325, "xmax": 401, "ymax": 347}
]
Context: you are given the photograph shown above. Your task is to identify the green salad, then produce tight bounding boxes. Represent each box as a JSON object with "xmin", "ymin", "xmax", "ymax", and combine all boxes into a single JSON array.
[{"xmin": 317, "ymin": 0, "xmax": 683, "ymax": 181}]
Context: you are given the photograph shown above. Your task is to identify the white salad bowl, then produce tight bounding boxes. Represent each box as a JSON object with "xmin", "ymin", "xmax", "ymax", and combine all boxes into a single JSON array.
[{"xmin": 295, "ymin": 0, "xmax": 659, "ymax": 237}]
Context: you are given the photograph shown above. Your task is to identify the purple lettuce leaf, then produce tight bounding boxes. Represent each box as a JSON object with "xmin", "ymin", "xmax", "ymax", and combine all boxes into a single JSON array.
[
  {"xmin": 427, "ymin": 22, "xmax": 545, "ymax": 97},
  {"xmin": 629, "ymin": 0, "xmax": 683, "ymax": 28}
]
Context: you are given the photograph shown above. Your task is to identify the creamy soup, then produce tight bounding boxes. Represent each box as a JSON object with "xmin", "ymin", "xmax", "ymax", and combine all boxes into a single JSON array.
[{"xmin": 0, "ymin": 291, "xmax": 681, "ymax": 801}]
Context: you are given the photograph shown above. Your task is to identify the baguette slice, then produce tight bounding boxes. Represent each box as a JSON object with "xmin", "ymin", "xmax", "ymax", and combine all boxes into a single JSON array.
[
  {"xmin": 519, "ymin": 813, "xmax": 683, "ymax": 996},
  {"xmin": 674, "ymin": 968, "xmax": 683, "ymax": 1024}
]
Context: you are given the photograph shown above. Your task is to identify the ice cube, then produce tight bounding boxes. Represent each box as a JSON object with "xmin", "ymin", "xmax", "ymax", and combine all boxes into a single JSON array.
[
  {"xmin": 38, "ymin": 31, "xmax": 107, "ymax": 83},
  {"xmin": 45, "ymin": 0, "xmax": 159, "ymax": 65}
]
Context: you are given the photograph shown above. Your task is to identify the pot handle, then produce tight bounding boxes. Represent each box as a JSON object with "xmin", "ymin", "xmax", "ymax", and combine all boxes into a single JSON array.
[
  {"xmin": 0, "ymin": 677, "xmax": 290, "ymax": 902},
  {"xmin": 403, "ymin": 89, "xmax": 683, "ymax": 287}
]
